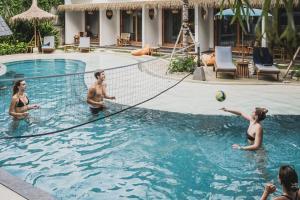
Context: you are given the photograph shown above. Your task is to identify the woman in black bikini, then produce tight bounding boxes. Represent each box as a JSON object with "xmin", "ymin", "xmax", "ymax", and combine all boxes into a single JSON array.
[
  {"xmin": 9, "ymin": 80, "xmax": 39, "ymax": 119},
  {"xmin": 221, "ymin": 107, "xmax": 268, "ymax": 151},
  {"xmin": 261, "ymin": 165, "xmax": 299, "ymax": 200}
]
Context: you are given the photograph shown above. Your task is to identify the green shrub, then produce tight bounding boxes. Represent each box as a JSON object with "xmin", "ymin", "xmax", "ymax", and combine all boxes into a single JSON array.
[
  {"xmin": 0, "ymin": 42, "xmax": 27, "ymax": 55},
  {"xmin": 169, "ymin": 56, "xmax": 196, "ymax": 73},
  {"xmin": 294, "ymin": 70, "xmax": 300, "ymax": 77}
]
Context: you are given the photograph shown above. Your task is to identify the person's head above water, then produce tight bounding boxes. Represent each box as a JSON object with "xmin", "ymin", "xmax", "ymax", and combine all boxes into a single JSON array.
[
  {"xmin": 13, "ymin": 80, "xmax": 26, "ymax": 95},
  {"xmin": 279, "ymin": 165, "xmax": 299, "ymax": 192},
  {"xmin": 252, "ymin": 107, "xmax": 268, "ymax": 122},
  {"xmin": 94, "ymin": 69, "xmax": 105, "ymax": 81}
]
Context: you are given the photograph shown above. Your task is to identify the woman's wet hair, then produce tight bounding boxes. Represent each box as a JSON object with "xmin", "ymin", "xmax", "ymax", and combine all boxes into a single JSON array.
[
  {"xmin": 255, "ymin": 107, "xmax": 268, "ymax": 122},
  {"xmin": 279, "ymin": 165, "xmax": 299, "ymax": 192},
  {"xmin": 13, "ymin": 80, "xmax": 24, "ymax": 95},
  {"xmin": 94, "ymin": 69, "xmax": 104, "ymax": 79}
]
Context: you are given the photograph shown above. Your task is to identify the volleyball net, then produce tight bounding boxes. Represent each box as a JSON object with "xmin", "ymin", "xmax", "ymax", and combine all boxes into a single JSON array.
[{"xmin": 0, "ymin": 44, "xmax": 196, "ymax": 139}]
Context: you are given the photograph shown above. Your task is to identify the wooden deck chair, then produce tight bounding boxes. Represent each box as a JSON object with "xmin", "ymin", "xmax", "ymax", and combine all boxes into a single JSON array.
[
  {"xmin": 78, "ymin": 37, "xmax": 90, "ymax": 52},
  {"xmin": 214, "ymin": 46, "xmax": 237, "ymax": 78},
  {"xmin": 41, "ymin": 36, "xmax": 55, "ymax": 53},
  {"xmin": 253, "ymin": 47, "xmax": 280, "ymax": 80},
  {"xmin": 117, "ymin": 33, "xmax": 131, "ymax": 46}
]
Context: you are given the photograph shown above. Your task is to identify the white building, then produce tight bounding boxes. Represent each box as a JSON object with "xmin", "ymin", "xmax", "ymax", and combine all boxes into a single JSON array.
[{"xmin": 58, "ymin": 0, "xmax": 286, "ymax": 52}]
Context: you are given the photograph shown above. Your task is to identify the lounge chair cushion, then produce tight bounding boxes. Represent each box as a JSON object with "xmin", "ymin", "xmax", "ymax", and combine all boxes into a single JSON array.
[
  {"xmin": 255, "ymin": 64, "xmax": 280, "ymax": 73},
  {"xmin": 215, "ymin": 46, "xmax": 236, "ymax": 71}
]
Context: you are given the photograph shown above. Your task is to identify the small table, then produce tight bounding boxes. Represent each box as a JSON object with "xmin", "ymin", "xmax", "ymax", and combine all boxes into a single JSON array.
[
  {"xmin": 64, "ymin": 44, "xmax": 75, "ymax": 52},
  {"xmin": 236, "ymin": 60, "xmax": 249, "ymax": 78}
]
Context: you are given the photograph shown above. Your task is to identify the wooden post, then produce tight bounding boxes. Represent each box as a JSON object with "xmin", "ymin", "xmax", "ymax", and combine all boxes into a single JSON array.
[
  {"xmin": 182, "ymin": 0, "xmax": 189, "ymax": 56},
  {"xmin": 283, "ymin": 46, "xmax": 300, "ymax": 78},
  {"xmin": 34, "ymin": 20, "xmax": 37, "ymax": 48}
]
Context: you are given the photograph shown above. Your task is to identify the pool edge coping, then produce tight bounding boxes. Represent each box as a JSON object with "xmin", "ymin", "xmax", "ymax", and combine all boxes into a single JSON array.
[{"xmin": 0, "ymin": 168, "xmax": 55, "ymax": 200}]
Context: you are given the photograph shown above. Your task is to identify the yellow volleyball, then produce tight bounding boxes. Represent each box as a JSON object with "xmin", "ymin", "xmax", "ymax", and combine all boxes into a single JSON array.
[{"xmin": 216, "ymin": 90, "xmax": 226, "ymax": 102}]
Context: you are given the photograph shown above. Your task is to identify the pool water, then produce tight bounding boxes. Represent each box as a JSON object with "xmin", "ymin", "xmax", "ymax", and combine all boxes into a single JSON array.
[
  {"xmin": 0, "ymin": 59, "xmax": 89, "ymax": 136},
  {"xmin": 0, "ymin": 60, "xmax": 299, "ymax": 199}
]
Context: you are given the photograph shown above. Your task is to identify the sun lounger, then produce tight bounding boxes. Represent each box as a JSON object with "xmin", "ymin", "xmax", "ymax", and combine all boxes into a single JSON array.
[
  {"xmin": 117, "ymin": 33, "xmax": 131, "ymax": 46},
  {"xmin": 78, "ymin": 37, "xmax": 90, "ymax": 52},
  {"xmin": 41, "ymin": 36, "xmax": 55, "ymax": 53},
  {"xmin": 214, "ymin": 46, "xmax": 237, "ymax": 78},
  {"xmin": 253, "ymin": 47, "xmax": 280, "ymax": 80}
]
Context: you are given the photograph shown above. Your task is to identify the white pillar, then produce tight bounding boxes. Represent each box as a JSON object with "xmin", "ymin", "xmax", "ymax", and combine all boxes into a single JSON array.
[
  {"xmin": 142, "ymin": 6, "xmax": 160, "ymax": 47},
  {"xmin": 261, "ymin": 16, "xmax": 267, "ymax": 47},
  {"xmin": 100, "ymin": 9, "xmax": 119, "ymax": 46},
  {"xmin": 65, "ymin": 11, "xmax": 85, "ymax": 44},
  {"xmin": 195, "ymin": 6, "xmax": 210, "ymax": 53},
  {"xmin": 158, "ymin": 7, "xmax": 163, "ymax": 46},
  {"xmin": 208, "ymin": 8, "xmax": 214, "ymax": 49},
  {"xmin": 142, "ymin": 5, "xmax": 146, "ymax": 47}
]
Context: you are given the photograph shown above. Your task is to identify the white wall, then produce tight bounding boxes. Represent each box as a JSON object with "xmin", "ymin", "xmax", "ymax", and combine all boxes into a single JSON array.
[
  {"xmin": 142, "ymin": 7, "xmax": 159, "ymax": 47},
  {"xmin": 208, "ymin": 8, "xmax": 214, "ymax": 49},
  {"xmin": 158, "ymin": 8, "xmax": 163, "ymax": 46},
  {"xmin": 195, "ymin": 6, "xmax": 211, "ymax": 53},
  {"xmin": 65, "ymin": 11, "xmax": 85, "ymax": 44},
  {"xmin": 100, "ymin": 9, "xmax": 120, "ymax": 46}
]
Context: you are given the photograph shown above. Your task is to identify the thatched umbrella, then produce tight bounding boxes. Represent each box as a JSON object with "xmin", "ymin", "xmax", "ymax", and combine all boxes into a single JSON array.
[{"xmin": 11, "ymin": 0, "xmax": 55, "ymax": 48}]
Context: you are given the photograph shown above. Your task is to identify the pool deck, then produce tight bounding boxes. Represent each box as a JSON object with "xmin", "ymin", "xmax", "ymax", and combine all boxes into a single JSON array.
[{"xmin": 1, "ymin": 51, "xmax": 299, "ymax": 116}]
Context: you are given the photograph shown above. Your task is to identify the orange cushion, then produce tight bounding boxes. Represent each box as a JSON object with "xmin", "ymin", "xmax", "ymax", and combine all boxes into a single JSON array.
[
  {"xmin": 131, "ymin": 47, "xmax": 150, "ymax": 56},
  {"xmin": 202, "ymin": 53, "xmax": 215, "ymax": 66}
]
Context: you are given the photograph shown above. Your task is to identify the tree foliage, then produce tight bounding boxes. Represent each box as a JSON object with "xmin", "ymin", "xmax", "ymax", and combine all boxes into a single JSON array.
[
  {"xmin": 0, "ymin": 0, "xmax": 63, "ymax": 44},
  {"xmin": 220, "ymin": 0, "xmax": 300, "ymax": 57}
]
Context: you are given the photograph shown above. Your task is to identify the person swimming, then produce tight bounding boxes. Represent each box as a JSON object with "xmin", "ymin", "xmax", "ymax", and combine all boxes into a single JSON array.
[
  {"xmin": 261, "ymin": 165, "xmax": 299, "ymax": 200},
  {"xmin": 221, "ymin": 107, "xmax": 268, "ymax": 151},
  {"xmin": 9, "ymin": 80, "xmax": 39, "ymax": 119},
  {"xmin": 87, "ymin": 70, "xmax": 116, "ymax": 114}
]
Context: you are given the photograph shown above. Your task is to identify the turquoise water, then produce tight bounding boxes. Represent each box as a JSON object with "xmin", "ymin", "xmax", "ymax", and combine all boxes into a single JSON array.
[{"xmin": 0, "ymin": 60, "xmax": 299, "ymax": 199}]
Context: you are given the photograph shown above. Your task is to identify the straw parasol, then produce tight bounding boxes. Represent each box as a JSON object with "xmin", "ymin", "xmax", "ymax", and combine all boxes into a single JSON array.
[{"xmin": 11, "ymin": 0, "xmax": 56, "ymax": 48}]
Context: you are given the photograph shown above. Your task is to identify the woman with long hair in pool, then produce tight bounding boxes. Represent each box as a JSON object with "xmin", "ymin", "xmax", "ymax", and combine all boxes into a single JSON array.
[
  {"xmin": 9, "ymin": 80, "xmax": 39, "ymax": 119},
  {"xmin": 261, "ymin": 165, "xmax": 299, "ymax": 200},
  {"xmin": 221, "ymin": 107, "xmax": 268, "ymax": 151}
]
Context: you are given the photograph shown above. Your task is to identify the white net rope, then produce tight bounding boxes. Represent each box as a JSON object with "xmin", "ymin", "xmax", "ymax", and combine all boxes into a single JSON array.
[{"xmin": 0, "ymin": 45, "xmax": 195, "ymax": 139}]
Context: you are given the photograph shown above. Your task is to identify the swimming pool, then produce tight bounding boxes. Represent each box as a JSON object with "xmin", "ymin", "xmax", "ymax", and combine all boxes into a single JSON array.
[{"xmin": 0, "ymin": 59, "xmax": 299, "ymax": 199}]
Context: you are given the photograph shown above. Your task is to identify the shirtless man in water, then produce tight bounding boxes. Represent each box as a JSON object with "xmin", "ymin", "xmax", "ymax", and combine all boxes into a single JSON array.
[{"xmin": 87, "ymin": 70, "xmax": 116, "ymax": 114}]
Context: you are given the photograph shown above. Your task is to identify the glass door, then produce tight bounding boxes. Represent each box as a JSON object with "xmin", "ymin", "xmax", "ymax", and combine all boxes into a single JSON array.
[
  {"xmin": 120, "ymin": 10, "xmax": 142, "ymax": 43},
  {"xmin": 163, "ymin": 9, "xmax": 182, "ymax": 45}
]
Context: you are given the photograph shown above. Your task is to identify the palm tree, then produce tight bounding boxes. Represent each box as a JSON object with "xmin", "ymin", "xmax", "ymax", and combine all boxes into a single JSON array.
[{"xmin": 182, "ymin": 0, "xmax": 189, "ymax": 56}]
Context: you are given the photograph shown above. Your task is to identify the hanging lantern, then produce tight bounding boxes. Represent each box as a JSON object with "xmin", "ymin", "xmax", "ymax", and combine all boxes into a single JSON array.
[
  {"xmin": 149, "ymin": 9, "xmax": 155, "ymax": 20},
  {"xmin": 106, "ymin": 9, "xmax": 113, "ymax": 19},
  {"xmin": 126, "ymin": 10, "xmax": 133, "ymax": 15},
  {"xmin": 171, "ymin": 9, "xmax": 179, "ymax": 14}
]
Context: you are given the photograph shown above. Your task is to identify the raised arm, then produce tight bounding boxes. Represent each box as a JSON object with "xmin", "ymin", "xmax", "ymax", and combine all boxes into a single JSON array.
[
  {"xmin": 260, "ymin": 183, "xmax": 276, "ymax": 200},
  {"xmin": 221, "ymin": 107, "xmax": 252, "ymax": 121},
  {"xmin": 102, "ymin": 83, "xmax": 115, "ymax": 100}
]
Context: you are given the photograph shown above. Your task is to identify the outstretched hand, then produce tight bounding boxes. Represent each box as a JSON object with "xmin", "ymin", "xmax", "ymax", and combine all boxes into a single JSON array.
[
  {"xmin": 264, "ymin": 183, "xmax": 276, "ymax": 194},
  {"xmin": 232, "ymin": 144, "xmax": 242, "ymax": 149},
  {"xmin": 31, "ymin": 104, "xmax": 40, "ymax": 109},
  {"xmin": 220, "ymin": 107, "xmax": 227, "ymax": 112}
]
